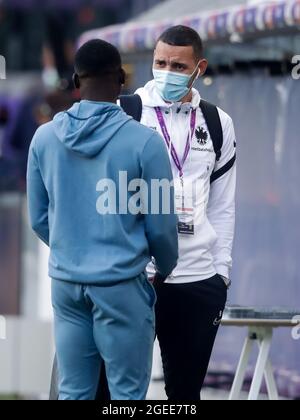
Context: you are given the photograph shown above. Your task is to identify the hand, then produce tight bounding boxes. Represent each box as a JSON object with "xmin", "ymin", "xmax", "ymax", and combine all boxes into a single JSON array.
[
  {"xmin": 151, "ymin": 273, "xmax": 166, "ymax": 285},
  {"xmin": 219, "ymin": 275, "xmax": 231, "ymax": 289}
]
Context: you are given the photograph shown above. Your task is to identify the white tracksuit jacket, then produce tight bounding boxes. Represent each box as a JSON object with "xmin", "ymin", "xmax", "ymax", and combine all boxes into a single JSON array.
[{"xmin": 135, "ymin": 80, "xmax": 237, "ymax": 284}]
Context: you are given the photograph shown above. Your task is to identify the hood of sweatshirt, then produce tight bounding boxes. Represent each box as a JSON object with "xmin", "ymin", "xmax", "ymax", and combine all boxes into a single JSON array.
[{"xmin": 53, "ymin": 100, "xmax": 131, "ymax": 158}]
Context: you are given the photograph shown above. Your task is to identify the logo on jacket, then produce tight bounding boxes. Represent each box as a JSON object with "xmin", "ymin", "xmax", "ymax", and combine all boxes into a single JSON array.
[{"xmin": 196, "ymin": 127, "xmax": 208, "ymax": 145}]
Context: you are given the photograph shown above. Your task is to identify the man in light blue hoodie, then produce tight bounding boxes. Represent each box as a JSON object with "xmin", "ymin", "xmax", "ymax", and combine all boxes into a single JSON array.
[{"xmin": 27, "ymin": 39, "xmax": 178, "ymax": 400}]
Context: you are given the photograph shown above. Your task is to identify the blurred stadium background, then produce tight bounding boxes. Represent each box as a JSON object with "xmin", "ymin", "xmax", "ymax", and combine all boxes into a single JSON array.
[{"xmin": 0, "ymin": 0, "xmax": 300, "ymax": 400}]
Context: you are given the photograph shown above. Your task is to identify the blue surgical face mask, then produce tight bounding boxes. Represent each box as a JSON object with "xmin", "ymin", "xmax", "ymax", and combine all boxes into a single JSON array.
[{"xmin": 153, "ymin": 63, "xmax": 200, "ymax": 103}]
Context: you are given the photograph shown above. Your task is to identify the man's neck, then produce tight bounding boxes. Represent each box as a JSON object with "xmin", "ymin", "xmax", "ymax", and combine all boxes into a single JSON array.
[
  {"xmin": 181, "ymin": 90, "xmax": 193, "ymax": 104},
  {"xmin": 81, "ymin": 94, "xmax": 117, "ymax": 103},
  {"xmin": 80, "ymin": 85, "xmax": 118, "ymax": 103}
]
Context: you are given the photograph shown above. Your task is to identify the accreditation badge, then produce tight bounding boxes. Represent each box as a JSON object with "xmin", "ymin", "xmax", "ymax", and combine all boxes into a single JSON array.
[{"xmin": 175, "ymin": 178, "xmax": 195, "ymax": 236}]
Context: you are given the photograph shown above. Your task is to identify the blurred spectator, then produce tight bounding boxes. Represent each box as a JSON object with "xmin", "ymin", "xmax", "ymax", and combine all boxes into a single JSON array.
[
  {"xmin": 0, "ymin": 105, "xmax": 8, "ymax": 157},
  {"xmin": 0, "ymin": 105, "xmax": 19, "ymax": 191}
]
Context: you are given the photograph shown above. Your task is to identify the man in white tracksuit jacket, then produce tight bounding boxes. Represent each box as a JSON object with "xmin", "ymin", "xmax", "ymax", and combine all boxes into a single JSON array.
[{"xmin": 135, "ymin": 25, "xmax": 237, "ymax": 400}]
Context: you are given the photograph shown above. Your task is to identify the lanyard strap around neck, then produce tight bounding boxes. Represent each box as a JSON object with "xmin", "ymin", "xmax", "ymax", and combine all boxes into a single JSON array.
[{"xmin": 155, "ymin": 107, "xmax": 196, "ymax": 178}]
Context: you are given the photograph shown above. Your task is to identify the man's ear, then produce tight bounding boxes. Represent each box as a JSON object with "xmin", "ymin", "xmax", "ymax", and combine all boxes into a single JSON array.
[
  {"xmin": 188, "ymin": 59, "xmax": 208, "ymax": 88},
  {"xmin": 198, "ymin": 59, "xmax": 208, "ymax": 77},
  {"xmin": 73, "ymin": 73, "xmax": 80, "ymax": 89},
  {"xmin": 119, "ymin": 68, "xmax": 126, "ymax": 86}
]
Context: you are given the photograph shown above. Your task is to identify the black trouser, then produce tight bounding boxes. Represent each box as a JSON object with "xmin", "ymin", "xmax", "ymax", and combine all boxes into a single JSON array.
[
  {"xmin": 154, "ymin": 274, "xmax": 227, "ymax": 401},
  {"xmin": 50, "ymin": 274, "xmax": 226, "ymax": 401}
]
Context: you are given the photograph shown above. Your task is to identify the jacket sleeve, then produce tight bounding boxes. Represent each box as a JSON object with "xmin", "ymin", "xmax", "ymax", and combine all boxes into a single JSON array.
[
  {"xmin": 207, "ymin": 114, "xmax": 237, "ymax": 279},
  {"xmin": 26, "ymin": 134, "xmax": 50, "ymax": 246},
  {"xmin": 141, "ymin": 132, "xmax": 179, "ymax": 279}
]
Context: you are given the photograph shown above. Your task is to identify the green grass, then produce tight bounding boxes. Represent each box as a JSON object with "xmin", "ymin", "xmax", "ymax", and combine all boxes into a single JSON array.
[{"xmin": 0, "ymin": 394, "xmax": 21, "ymax": 400}]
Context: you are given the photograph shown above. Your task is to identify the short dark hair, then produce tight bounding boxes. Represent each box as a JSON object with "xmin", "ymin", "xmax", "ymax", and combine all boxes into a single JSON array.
[
  {"xmin": 75, "ymin": 39, "xmax": 122, "ymax": 79},
  {"xmin": 157, "ymin": 25, "xmax": 203, "ymax": 60}
]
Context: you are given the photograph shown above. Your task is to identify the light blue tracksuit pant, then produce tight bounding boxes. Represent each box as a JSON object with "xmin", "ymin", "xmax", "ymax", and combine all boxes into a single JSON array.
[{"xmin": 51, "ymin": 273, "xmax": 156, "ymax": 400}]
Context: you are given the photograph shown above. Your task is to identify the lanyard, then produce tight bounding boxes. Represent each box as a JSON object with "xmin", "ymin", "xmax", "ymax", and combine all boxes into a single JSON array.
[{"xmin": 154, "ymin": 107, "xmax": 196, "ymax": 179}]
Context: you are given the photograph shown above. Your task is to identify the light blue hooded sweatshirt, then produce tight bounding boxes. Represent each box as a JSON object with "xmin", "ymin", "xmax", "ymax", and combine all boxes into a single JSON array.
[{"xmin": 27, "ymin": 101, "xmax": 178, "ymax": 284}]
